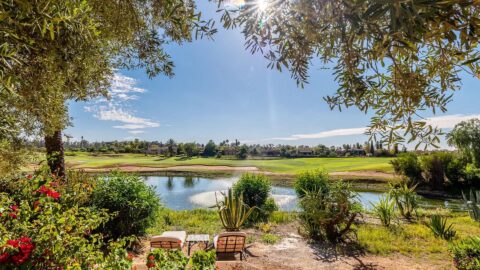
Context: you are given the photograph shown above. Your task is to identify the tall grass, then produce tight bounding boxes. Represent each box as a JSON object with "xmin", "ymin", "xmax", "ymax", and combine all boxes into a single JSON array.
[
  {"xmin": 389, "ymin": 183, "xmax": 418, "ymax": 220},
  {"xmin": 426, "ymin": 215, "xmax": 456, "ymax": 240},
  {"xmin": 371, "ymin": 195, "xmax": 395, "ymax": 227}
]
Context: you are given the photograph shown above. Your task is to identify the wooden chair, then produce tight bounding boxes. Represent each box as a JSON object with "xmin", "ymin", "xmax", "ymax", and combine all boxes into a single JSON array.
[
  {"xmin": 214, "ymin": 232, "xmax": 247, "ymax": 261},
  {"xmin": 150, "ymin": 231, "xmax": 187, "ymax": 250}
]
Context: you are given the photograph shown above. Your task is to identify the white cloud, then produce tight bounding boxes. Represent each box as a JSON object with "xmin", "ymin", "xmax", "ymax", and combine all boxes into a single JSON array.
[
  {"xmin": 266, "ymin": 114, "xmax": 480, "ymax": 142},
  {"xmin": 84, "ymin": 73, "xmax": 159, "ymax": 132},
  {"xmin": 128, "ymin": 130, "xmax": 146, "ymax": 134}
]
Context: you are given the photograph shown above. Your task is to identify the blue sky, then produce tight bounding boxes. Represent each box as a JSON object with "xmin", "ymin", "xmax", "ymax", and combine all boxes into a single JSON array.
[{"xmin": 66, "ymin": 1, "xmax": 480, "ymax": 147}]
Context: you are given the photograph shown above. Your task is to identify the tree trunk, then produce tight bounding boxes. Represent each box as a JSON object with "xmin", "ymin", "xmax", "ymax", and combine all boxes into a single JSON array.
[{"xmin": 45, "ymin": 130, "xmax": 65, "ymax": 178}]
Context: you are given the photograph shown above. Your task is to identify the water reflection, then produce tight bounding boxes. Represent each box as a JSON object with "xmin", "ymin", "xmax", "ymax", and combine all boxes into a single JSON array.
[{"xmin": 143, "ymin": 175, "xmax": 464, "ymax": 211}]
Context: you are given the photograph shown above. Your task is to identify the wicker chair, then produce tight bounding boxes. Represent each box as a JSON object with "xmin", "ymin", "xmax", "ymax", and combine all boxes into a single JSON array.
[
  {"xmin": 214, "ymin": 232, "xmax": 247, "ymax": 260},
  {"xmin": 150, "ymin": 231, "xmax": 187, "ymax": 250}
]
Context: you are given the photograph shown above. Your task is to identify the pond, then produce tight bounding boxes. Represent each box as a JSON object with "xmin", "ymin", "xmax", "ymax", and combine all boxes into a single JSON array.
[{"xmin": 143, "ymin": 175, "xmax": 464, "ymax": 211}]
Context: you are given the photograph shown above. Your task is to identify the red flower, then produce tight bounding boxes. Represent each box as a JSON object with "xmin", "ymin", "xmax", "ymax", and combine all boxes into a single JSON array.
[
  {"xmin": 9, "ymin": 213, "xmax": 17, "ymax": 219},
  {"xmin": 0, "ymin": 252, "xmax": 9, "ymax": 263},
  {"xmin": 148, "ymin": 255, "xmax": 154, "ymax": 260},
  {"xmin": 10, "ymin": 205, "xmax": 19, "ymax": 212},
  {"xmin": 26, "ymin": 174, "xmax": 33, "ymax": 180},
  {"xmin": 46, "ymin": 189, "xmax": 61, "ymax": 200},
  {"xmin": 147, "ymin": 263, "xmax": 155, "ymax": 268},
  {"xmin": 37, "ymin": 185, "xmax": 49, "ymax": 194},
  {"xmin": 127, "ymin": 252, "xmax": 134, "ymax": 261},
  {"xmin": 7, "ymin": 239, "xmax": 19, "ymax": 248}
]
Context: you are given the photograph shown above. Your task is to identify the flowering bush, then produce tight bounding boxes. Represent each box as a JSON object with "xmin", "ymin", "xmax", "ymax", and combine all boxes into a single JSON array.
[
  {"xmin": 0, "ymin": 172, "xmax": 132, "ymax": 270},
  {"xmin": 146, "ymin": 249, "xmax": 188, "ymax": 269}
]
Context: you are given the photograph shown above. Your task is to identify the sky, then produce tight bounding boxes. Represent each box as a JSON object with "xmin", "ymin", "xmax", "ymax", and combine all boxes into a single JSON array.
[{"xmin": 66, "ymin": 1, "xmax": 480, "ymax": 148}]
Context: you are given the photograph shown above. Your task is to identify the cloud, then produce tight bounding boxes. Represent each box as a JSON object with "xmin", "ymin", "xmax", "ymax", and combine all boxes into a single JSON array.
[
  {"xmin": 267, "ymin": 114, "xmax": 480, "ymax": 142},
  {"xmin": 84, "ymin": 73, "xmax": 159, "ymax": 133},
  {"xmin": 128, "ymin": 130, "xmax": 146, "ymax": 134}
]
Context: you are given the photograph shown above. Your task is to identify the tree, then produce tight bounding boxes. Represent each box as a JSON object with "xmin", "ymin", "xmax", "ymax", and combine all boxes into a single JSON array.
[
  {"xmin": 1, "ymin": 0, "xmax": 215, "ymax": 176},
  {"xmin": 166, "ymin": 139, "xmax": 176, "ymax": 157},
  {"xmin": 237, "ymin": 145, "xmax": 248, "ymax": 159},
  {"xmin": 203, "ymin": 140, "xmax": 217, "ymax": 157},
  {"xmin": 184, "ymin": 143, "xmax": 197, "ymax": 158},
  {"xmin": 220, "ymin": 0, "xmax": 480, "ymax": 148},
  {"xmin": 447, "ymin": 119, "xmax": 480, "ymax": 167}
]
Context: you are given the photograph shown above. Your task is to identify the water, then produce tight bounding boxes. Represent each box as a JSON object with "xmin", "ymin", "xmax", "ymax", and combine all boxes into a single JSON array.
[{"xmin": 143, "ymin": 175, "xmax": 464, "ymax": 211}]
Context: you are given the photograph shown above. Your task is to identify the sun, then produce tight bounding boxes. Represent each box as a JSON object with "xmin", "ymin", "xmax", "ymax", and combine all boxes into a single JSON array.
[{"xmin": 256, "ymin": 0, "xmax": 268, "ymax": 12}]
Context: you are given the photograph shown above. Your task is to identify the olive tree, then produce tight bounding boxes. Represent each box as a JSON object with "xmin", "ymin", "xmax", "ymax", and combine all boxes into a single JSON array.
[
  {"xmin": 1, "ymin": 0, "xmax": 215, "ymax": 176},
  {"xmin": 219, "ymin": 0, "xmax": 480, "ymax": 148}
]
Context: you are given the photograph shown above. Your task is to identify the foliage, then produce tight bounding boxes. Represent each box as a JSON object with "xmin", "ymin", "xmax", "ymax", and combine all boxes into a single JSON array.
[
  {"xmin": 233, "ymin": 173, "xmax": 277, "ymax": 223},
  {"xmin": 298, "ymin": 181, "xmax": 360, "ymax": 243},
  {"xmin": 220, "ymin": 0, "xmax": 480, "ymax": 147},
  {"xmin": 190, "ymin": 250, "xmax": 216, "ymax": 270},
  {"xmin": 427, "ymin": 215, "xmax": 456, "ymax": 240},
  {"xmin": 203, "ymin": 140, "xmax": 217, "ymax": 157},
  {"xmin": 390, "ymin": 153, "xmax": 423, "ymax": 184},
  {"xmin": 447, "ymin": 119, "xmax": 480, "ymax": 167},
  {"xmin": 261, "ymin": 233, "xmax": 281, "ymax": 245},
  {"xmin": 92, "ymin": 171, "xmax": 160, "ymax": 240},
  {"xmin": 462, "ymin": 189, "xmax": 480, "ymax": 222},
  {"xmin": 294, "ymin": 169, "xmax": 329, "ymax": 198},
  {"xmin": 237, "ymin": 145, "xmax": 248, "ymax": 159},
  {"xmin": 370, "ymin": 195, "xmax": 395, "ymax": 227},
  {"xmin": 149, "ymin": 208, "xmax": 222, "ymax": 237},
  {"xmin": 146, "ymin": 249, "xmax": 188, "ymax": 270},
  {"xmin": 0, "ymin": 172, "xmax": 132, "ymax": 269},
  {"xmin": 389, "ymin": 183, "xmax": 418, "ymax": 220},
  {"xmin": 449, "ymin": 237, "xmax": 480, "ymax": 270},
  {"xmin": 215, "ymin": 189, "xmax": 255, "ymax": 232}
]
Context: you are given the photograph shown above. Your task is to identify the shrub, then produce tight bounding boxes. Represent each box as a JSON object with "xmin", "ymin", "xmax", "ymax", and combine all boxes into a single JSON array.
[
  {"xmin": 389, "ymin": 183, "xmax": 418, "ymax": 220},
  {"xmin": 426, "ymin": 215, "xmax": 456, "ymax": 240},
  {"xmin": 0, "ymin": 173, "xmax": 132, "ymax": 269},
  {"xmin": 449, "ymin": 236, "xmax": 480, "ymax": 270},
  {"xmin": 233, "ymin": 173, "xmax": 277, "ymax": 223},
  {"xmin": 215, "ymin": 189, "xmax": 255, "ymax": 231},
  {"xmin": 391, "ymin": 152, "xmax": 423, "ymax": 184},
  {"xmin": 190, "ymin": 250, "xmax": 216, "ymax": 270},
  {"xmin": 146, "ymin": 249, "xmax": 188, "ymax": 269},
  {"xmin": 298, "ymin": 180, "xmax": 360, "ymax": 243},
  {"xmin": 92, "ymin": 171, "xmax": 160, "ymax": 240},
  {"xmin": 261, "ymin": 233, "xmax": 281, "ymax": 244},
  {"xmin": 370, "ymin": 195, "xmax": 395, "ymax": 227},
  {"xmin": 462, "ymin": 189, "xmax": 480, "ymax": 222},
  {"xmin": 294, "ymin": 169, "xmax": 329, "ymax": 198}
]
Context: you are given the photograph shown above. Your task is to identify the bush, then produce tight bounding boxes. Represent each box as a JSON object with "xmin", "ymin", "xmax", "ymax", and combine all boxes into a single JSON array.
[
  {"xmin": 190, "ymin": 250, "xmax": 216, "ymax": 270},
  {"xmin": 0, "ymin": 173, "xmax": 132, "ymax": 269},
  {"xmin": 146, "ymin": 249, "xmax": 188, "ymax": 269},
  {"xmin": 298, "ymin": 180, "xmax": 360, "ymax": 243},
  {"xmin": 449, "ymin": 236, "xmax": 480, "ymax": 270},
  {"xmin": 233, "ymin": 173, "xmax": 277, "ymax": 223},
  {"xmin": 370, "ymin": 195, "xmax": 395, "ymax": 227},
  {"xmin": 390, "ymin": 152, "xmax": 423, "ymax": 184},
  {"xmin": 261, "ymin": 233, "xmax": 281, "ymax": 244},
  {"xmin": 294, "ymin": 169, "xmax": 329, "ymax": 198},
  {"xmin": 92, "ymin": 171, "xmax": 160, "ymax": 240},
  {"xmin": 389, "ymin": 183, "xmax": 418, "ymax": 220},
  {"xmin": 426, "ymin": 215, "xmax": 456, "ymax": 240}
]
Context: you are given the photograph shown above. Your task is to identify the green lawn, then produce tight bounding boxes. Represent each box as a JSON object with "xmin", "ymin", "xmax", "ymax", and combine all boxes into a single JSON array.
[{"xmin": 63, "ymin": 152, "xmax": 394, "ymax": 174}]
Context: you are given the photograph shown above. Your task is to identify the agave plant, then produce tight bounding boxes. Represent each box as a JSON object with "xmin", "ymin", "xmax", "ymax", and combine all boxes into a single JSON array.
[
  {"xmin": 370, "ymin": 195, "xmax": 395, "ymax": 227},
  {"xmin": 427, "ymin": 215, "xmax": 456, "ymax": 240},
  {"xmin": 214, "ymin": 188, "xmax": 255, "ymax": 231},
  {"xmin": 462, "ymin": 189, "xmax": 480, "ymax": 222},
  {"xmin": 389, "ymin": 182, "xmax": 418, "ymax": 220}
]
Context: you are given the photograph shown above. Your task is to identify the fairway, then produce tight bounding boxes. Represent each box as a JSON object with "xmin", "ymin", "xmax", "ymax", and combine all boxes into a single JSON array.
[{"xmin": 64, "ymin": 152, "xmax": 394, "ymax": 174}]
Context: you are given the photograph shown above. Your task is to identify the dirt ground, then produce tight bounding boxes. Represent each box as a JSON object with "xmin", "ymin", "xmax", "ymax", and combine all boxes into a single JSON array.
[{"xmin": 132, "ymin": 221, "xmax": 451, "ymax": 270}]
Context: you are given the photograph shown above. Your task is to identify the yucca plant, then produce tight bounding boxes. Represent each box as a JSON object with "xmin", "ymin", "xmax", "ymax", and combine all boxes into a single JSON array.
[
  {"xmin": 389, "ymin": 182, "xmax": 418, "ymax": 220},
  {"xmin": 370, "ymin": 195, "xmax": 395, "ymax": 227},
  {"xmin": 427, "ymin": 215, "xmax": 456, "ymax": 240},
  {"xmin": 462, "ymin": 189, "xmax": 480, "ymax": 222},
  {"xmin": 214, "ymin": 188, "xmax": 256, "ymax": 231}
]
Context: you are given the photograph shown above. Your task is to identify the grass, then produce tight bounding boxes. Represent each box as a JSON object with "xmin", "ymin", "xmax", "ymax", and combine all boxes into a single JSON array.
[
  {"xmin": 261, "ymin": 233, "xmax": 281, "ymax": 244},
  {"xmin": 62, "ymin": 152, "xmax": 394, "ymax": 174},
  {"xmin": 357, "ymin": 212, "xmax": 480, "ymax": 258}
]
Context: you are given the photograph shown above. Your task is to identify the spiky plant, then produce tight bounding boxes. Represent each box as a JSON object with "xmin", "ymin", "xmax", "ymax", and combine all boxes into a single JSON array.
[
  {"xmin": 215, "ymin": 189, "xmax": 255, "ymax": 231},
  {"xmin": 389, "ymin": 182, "xmax": 418, "ymax": 220},
  {"xmin": 427, "ymin": 215, "xmax": 456, "ymax": 240},
  {"xmin": 462, "ymin": 189, "xmax": 480, "ymax": 222},
  {"xmin": 371, "ymin": 195, "xmax": 395, "ymax": 227}
]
